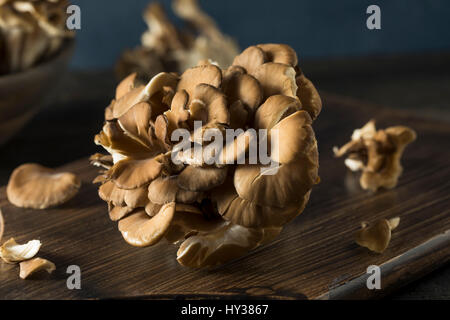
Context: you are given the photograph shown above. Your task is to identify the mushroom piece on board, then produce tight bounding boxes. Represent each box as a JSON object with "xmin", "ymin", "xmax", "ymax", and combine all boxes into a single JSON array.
[{"xmin": 7, "ymin": 164, "xmax": 81, "ymax": 209}]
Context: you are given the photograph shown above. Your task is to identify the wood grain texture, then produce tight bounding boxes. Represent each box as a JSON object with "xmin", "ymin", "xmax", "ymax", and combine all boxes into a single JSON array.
[{"xmin": 0, "ymin": 94, "xmax": 449, "ymax": 300}]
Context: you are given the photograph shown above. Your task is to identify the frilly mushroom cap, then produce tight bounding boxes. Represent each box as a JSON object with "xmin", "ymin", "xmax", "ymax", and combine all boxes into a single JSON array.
[
  {"xmin": 19, "ymin": 257, "xmax": 56, "ymax": 279},
  {"xmin": 334, "ymin": 120, "xmax": 416, "ymax": 191},
  {"xmin": 0, "ymin": 238, "xmax": 41, "ymax": 263},
  {"xmin": 257, "ymin": 43, "xmax": 298, "ymax": 67},
  {"xmin": 355, "ymin": 217, "xmax": 400, "ymax": 253},
  {"xmin": 0, "ymin": 209, "xmax": 4, "ymax": 244},
  {"xmin": 6, "ymin": 164, "xmax": 81, "ymax": 209},
  {"xmin": 118, "ymin": 203, "xmax": 175, "ymax": 247},
  {"xmin": 177, "ymin": 64, "xmax": 222, "ymax": 103},
  {"xmin": 93, "ymin": 43, "xmax": 322, "ymax": 267},
  {"xmin": 176, "ymin": 221, "xmax": 261, "ymax": 268}
]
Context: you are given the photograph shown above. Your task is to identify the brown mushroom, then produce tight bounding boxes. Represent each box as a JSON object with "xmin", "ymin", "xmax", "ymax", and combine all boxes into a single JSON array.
[
  {"xmin": 176, "ymin": 221, "xmax": 281, "ymax": 268},
  {"xmin": 232, "ymin": 46, "xmax": 266, "ymax": 75},
  {"xmin": 93, "ymin": 44, "xmax": 322, "ymax": 268},
  {"xmin": 19, "ymin": 258, "xmax": 55, "ymax": 279},
  {"xmin": 355, "ymin": 217, "xmax": 400, "ymax": 253},
  {"xmin": 0, "ymin": 238, "xmax": 41, "ymax": 263},
  {"xmin": 7, "ymin": 164, "xmax": 81, "ymax": 209},
  {"xmin": 148, "ymin": 176, "xmax": 201, "ymax": 204},
  {"xmin": 334, "ymin": 120, "xmax": 417, "ymax": 191},
  {"xmin": 176, "ymin": 64, "xmax": 222, "ymax": 103},
  {"xmin": 118, "ymin": 203, "xmax": 176, "ymax": 247},
  {"xmin": 0, "ymin": 209, "xmax": 4, "ymax": 244},
  {"xmin": 254, "ymin": 62, "xmax": 298, "ymax": 100},
  {"xmin": 257, "ymin": 43, "xmax": 298, "ymax": 67}
]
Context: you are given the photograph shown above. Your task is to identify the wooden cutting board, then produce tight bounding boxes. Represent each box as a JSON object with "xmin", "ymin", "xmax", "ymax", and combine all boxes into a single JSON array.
[{"xmin": 0, "ymin": 94, "xmax": 449, "ymax": 300}]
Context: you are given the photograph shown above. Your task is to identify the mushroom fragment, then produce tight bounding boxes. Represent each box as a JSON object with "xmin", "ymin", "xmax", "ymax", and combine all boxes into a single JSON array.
[
  {"xmin": 0, "ymin": 238, "xmax": 41, "ymax": 263},
  {"xmin": 334, "ymin": 120, "xmax": 417, "ymax": 191},
  {"xmin": 19, "ymin": 258, "xmax": 55, "ymax": 279},
  {"xmin": 0, "ymin": 209, "xmax": 4, "ymax": 244},
  {"xmin": 0, "ymin": 0, "xmax": 74, "ymax": 74},
  {"xmin": 7, "ymin": 163, "xmax": 81, "ymax": 209},
  {"xmin": 93, "ymin": 44, "xmax": 322, "ymax": 267},
  {"xmin": 355, "ymin": 217, "xmax": 400, "ymax": 253},
  {"xmin": 116, "ymin": 0, "xmax": 239, "ymax": 81}
]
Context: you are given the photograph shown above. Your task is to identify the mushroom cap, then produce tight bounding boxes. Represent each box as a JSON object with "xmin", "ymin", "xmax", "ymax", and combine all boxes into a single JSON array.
[
  {"xmin": 176, "ymin": 221, "xmax": 281, "ymax": 268},
  {"xmin": 222, "ymin": 72, "xmax": 263, "ymax": 113},
  {"xmin": 109, "ymin": 205, "xmax": 134, "ymax": 222},
  {"xmin": 189, "ymin": 83, "xmax": 229, "ymax": 125},
  {"xmin": 0, "ymin": 238, "xmax": 41, "ymax": 263},
  {"xmin": 257, "ymin": 43, "xmax": 298, "ymax": 67},
  {"xmin": 232, "ymin": 46, "xmax": 266, "ymax": 75},
  {"xmin": 0, "ymin": 209, "xmax": 4, "ymax": 244},
  {"xmin": 334, "ymin": 121, "xmax": 416, "ymax": 191},
  {"xmin": 177, "ymin": 64, "xmax": 222, "ymax": 103},
  {"xmin": 118, "ymin": 203, "xmax": 176, "ymax": 247},
  {"xmin": 355, "ymin": 218, "xmax": 399, "ymax": 253},
  {"xmin": 233, "ymin": 111, "xmax": 318, "ymax": 208},
  {"xmin": 117, "ymin": 101, "xmax": 154, "ymax": 148},
  {"xmin": 7, "ymin": 164, "xmax": 81, "ymax": 209},
  {"xmin": 116, "ymin": 73, "xmax": 138, "ymax": 100},
  {"xmin": 108, "ymin": 157, "xmax": 163, "ymax": 190},
  {"xmin": 148, "ymin": 176, "xmax": 201, "ymax": 204},
  {"xmin": 98, "ymin": 181, "xmax": 148, "ymax": 208},
  {"xmin": 177, "ymin": 166, "xmax": 228, "ymax": 192},
  {"xmin": 19, "ymin": 258, "xmax": 56, "ymax": 279},
  {"xmin": 254, "ymin": 63, "xmax": 298, "ymax": 100},
  {"xmin": 296, "ymin": 74, "xmax": 322, "ymax": 120}
]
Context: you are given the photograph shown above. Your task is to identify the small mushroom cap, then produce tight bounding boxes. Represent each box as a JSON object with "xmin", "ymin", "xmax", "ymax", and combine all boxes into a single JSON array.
[
  {"xmin": 99, "ymin": 181, "xmax": 148, "ymax": 208},
  {"xmin": 0, "ymin": 238, "xmax": 41, "ymax": 263},
  {"xmin": 177, "ymin": 64, "xmax": 222, "ymax": 102},
  {"xmin": 112, "ymin": 72, "xmax": 178, "ymax": 119},
  {"xmin": 7, "ymin": 164, "xmax": 81, "ymax": 209},
  {"xmin": 148, "ymin": 176, "xmax": 201, "ymax": 204},
  {"xmin": 257, "ymin": 43, "xmax": 298, "ymax": 67},
  {"xmin": 222, "ymin": 72, "xmax": 263, "ymax": 113},
  {"xmin": 177, "ymin": 166, "xmax": 228, "ymax": 192},
  {"xmin": 189, "ymin": 83, "xmax": 230, "ymax": 125},
  {"xmin": 176, "ymin": 221, "xmax": 262, "ymax": 268},
  {"xmin": 334, "ymin": 120, "xmax": 417, "ymax": 192},
  {"xmin": 232, "ymin": 46, "xmax": 266, "ymax": 75},
  {"xmin": 109, "ymin": 205, "xmax": 135, "ymax": 222},
  {"xmin": 355, "ymin": 218, "xmax": 400, "ymax": 253},
  {"xmin": 296, "ymin": 74, "xmax": 322, "ymax": 120},
  {"xmin": 254, "ymin": 62, "xmax": 298, "ymax": 100},
  {"xmin": 108, "ymin": 158, "xmax": 163, "ymax": 190},
  {"xmin": 19, "ymin": 258, "xmax": 55, "ymax": 280},
  {"xmin": 117, "ymin": 102, "xmax": 153, "ymax": 148},
  {"xmin": 118, "ymin": 203, "xmax": 176, "ymax": 247},
  {"xmin": 254, "ymin": 95, "xmax": 302, "ymax": 130},
  {"xmin": 116, "ymin": 73, "xmax": 138, "ymax": 100}
]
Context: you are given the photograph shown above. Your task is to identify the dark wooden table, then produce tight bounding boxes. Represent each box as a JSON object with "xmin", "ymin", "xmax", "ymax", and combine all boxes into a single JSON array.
[{"xmin": 0, "ymin": 53, "xmax": 449, "ymax": 299}]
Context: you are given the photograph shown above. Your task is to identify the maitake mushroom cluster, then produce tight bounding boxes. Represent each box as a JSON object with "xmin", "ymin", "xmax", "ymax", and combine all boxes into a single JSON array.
[
  {"xmin": 116, "ymin": 0, "xmax": 239, "ymax": 82},
  {"xmin": 334, "ymin": 120, "xmax": 416, "ymax": 192},
  {"xmin": 0, "ymin": 0, "xmax": 73, "ymax": 74},
  {"xmin": 93, "ymin": 43, "xmax": 322, "ymax": 268}
]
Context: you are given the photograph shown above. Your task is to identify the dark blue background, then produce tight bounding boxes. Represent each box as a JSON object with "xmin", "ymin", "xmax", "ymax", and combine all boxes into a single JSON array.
[{"xmin": 70, "ymin": 0, "xmax": 450, "ymax": 69}]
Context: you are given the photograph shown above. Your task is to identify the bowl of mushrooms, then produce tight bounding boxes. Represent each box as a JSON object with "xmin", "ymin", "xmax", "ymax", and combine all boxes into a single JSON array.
[{"xmin": 0, "ymin": 0, "xmax": 75, "ymax": 146}]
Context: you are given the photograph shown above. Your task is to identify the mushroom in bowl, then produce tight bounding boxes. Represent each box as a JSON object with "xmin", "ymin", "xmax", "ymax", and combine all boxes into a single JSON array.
[{"xmin": 0, "ymin": 0, "xmax": 75, "ymax": 145}]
